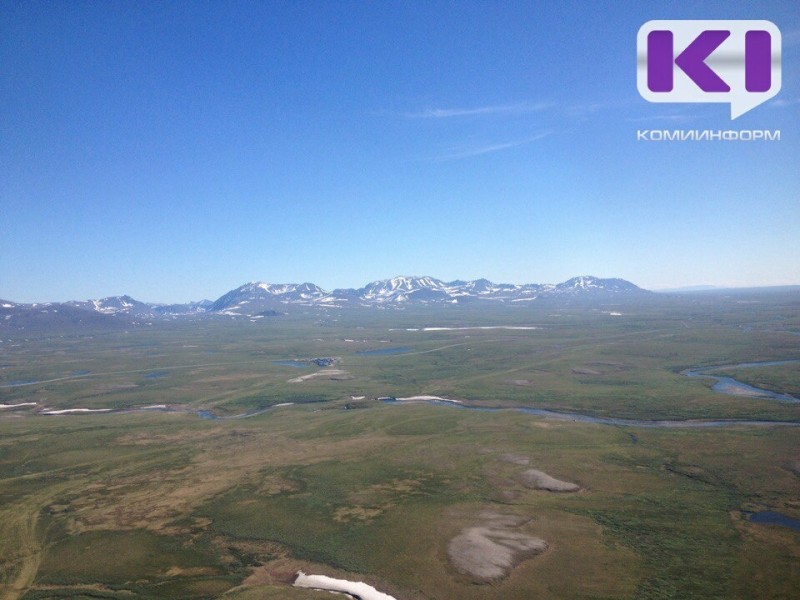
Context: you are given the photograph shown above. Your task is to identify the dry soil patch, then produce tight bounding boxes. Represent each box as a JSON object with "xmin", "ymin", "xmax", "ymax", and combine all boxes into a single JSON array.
[
  {"xmin": 447, "ymin": 511, "xmax": 548, "ymax": 583},
  {"xmin": 520, "ymin": 469, "xmax": 581, "ymax": 492},
  {"xmin": 288, "ymin": 369, "xmax": 352, "ymax": 383}
]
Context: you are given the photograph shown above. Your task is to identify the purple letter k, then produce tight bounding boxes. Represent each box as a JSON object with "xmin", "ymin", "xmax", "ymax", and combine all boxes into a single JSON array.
[{"xmin": 648, "ymin": 30, "xmax": 731, "ymax": 93}]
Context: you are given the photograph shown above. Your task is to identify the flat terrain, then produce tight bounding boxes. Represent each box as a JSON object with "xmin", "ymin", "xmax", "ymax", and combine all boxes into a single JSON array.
[{"xmin": 1, "ymin": 291, "xmax": 799, "ymax": 599}]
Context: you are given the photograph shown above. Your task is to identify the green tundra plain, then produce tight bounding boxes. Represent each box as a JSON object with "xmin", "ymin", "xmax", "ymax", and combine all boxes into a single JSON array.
[{"xmin": 1, "ymin": 291, "xmax": 799, "ymax": 600}]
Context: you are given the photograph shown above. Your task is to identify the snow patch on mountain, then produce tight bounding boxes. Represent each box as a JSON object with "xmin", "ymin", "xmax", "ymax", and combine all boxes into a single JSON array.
[
  {"xmin": 207, "ymin": 275, "xmax": 648, "ymax": 314},
  {"xmin": 2, "ymin": 275, "xmax": 649, "ymax": 324}
]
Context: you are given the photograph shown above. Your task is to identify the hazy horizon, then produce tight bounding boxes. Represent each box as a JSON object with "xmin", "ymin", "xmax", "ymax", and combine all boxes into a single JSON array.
[{"xmin": 4, "ymin": 274, "xmax": 800, "ymax": 306}]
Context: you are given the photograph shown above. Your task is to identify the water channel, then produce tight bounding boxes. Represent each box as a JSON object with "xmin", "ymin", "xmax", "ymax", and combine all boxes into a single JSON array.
[
  {"xmin": 682, "ymin": 360, "xmax": 799, "ymax": 403},
  {"xmin": 4, "ymin": 358, "xmax": 799, "ymax": 533}
]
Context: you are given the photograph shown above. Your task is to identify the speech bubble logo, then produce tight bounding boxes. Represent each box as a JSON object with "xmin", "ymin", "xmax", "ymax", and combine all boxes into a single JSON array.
[{"xmin": 637, "ymin": 20, "xmax": 782, "ymax": 119}]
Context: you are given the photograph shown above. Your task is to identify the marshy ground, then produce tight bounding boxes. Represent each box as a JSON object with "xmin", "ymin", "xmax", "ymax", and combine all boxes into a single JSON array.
[{"xmin": 1, "ymin": 294, "xmax": 799, "ymax": 599}]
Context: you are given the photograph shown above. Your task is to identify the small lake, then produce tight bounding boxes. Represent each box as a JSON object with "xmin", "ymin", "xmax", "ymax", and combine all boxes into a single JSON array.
[
  {"xmin": 273, "ymin": 357, "xmax": 337, "ymax": 368},
  {"xmin": 745, "ymin": 511, "xmax": 800, "ymax": 531},
  {"xmin": 683, "ymin": 360, "xmax": 800, "ymax": 403},
  {"xmin": 356, "ymin": 347, "xmax": 412, "ymax": 356},
  {"xmin": 273, "ymin": 360, "xmax": 311, "ymax": 369},
  {"xmin": 144, "ymin": 371, "xmax": 169, "ymax": 379}
]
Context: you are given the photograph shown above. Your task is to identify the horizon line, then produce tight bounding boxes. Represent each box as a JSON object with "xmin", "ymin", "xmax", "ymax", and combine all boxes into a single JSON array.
[{"xmin": 4, "ymin": 277, "xmax": 800, "ymax": 306}]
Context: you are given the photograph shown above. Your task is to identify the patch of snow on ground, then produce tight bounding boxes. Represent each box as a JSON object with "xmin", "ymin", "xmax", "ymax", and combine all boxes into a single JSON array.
[
  {"xmin": 392, "ymin": 326, "xmax": 539, "ymax": 331},
  {"xmin": 293, "ymin": 571, "xmax": 397, "ymax": 600},
  {"xmin": 0, "ymin": 402, "xmax": 37, "ymax": 409},
  {"xmin": 397, "ymin": 395, "xmax": 462, "ymax": 404},
  {"xmin": 421, "ymin": 326, "xmax": 540, "ymax": 331},
  {"xmin": 41, "ymin": 408, "xmax": 113, "ymax": 415}
]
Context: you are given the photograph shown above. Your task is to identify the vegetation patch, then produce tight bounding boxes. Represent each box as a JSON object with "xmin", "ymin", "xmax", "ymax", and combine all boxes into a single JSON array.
[{"xmin": 34, "ymin": 529, "xmax": 221, "ymax": 586}]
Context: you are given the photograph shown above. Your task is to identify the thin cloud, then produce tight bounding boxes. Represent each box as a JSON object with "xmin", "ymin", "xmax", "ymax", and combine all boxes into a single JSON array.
[
  {"xmin": 404, "ymin": 102, "xmax": 552, "ymax": 119},
  {"xmin": 565, "ymin": 97, "xmax": 639, "ymax": 117},
  {"xmin": 422, "ymin": 132, "xmax": 551, "ymax": 161},
  {"xmin": 770, "ymin": 97, "xmax": 800, "ymax": 108},
  {"xmin": 627, "ymin": 113, "xmax": 698, "ymax": 123}
]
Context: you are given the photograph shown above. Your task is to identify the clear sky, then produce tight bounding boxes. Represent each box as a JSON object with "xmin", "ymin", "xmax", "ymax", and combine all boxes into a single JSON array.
[{"xmin": 2, "ymin": 1, "xmax": 798, "ymax": 303}]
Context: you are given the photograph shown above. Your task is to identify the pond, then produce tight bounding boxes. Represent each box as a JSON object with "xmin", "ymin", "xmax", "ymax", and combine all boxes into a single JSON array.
[
  {"xmin": 144, "ymin": 371, "xmax": 169, "ymax": 379},
  {"xmin": 745, "ymin": 510, "xmax": 800, "ymax": 531},
  {"xmin": 272, "ymin": 360, "xmax": 311, "ymax": 369},
  {"xmin": 356, "ymin": 347, "xmax": 413, "ymax": 356}
]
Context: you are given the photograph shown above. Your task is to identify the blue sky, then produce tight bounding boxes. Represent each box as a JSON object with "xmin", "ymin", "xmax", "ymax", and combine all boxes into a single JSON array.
[{"xmin": 2, "ymin": 1, "xmax": 798, "ymax": 303}]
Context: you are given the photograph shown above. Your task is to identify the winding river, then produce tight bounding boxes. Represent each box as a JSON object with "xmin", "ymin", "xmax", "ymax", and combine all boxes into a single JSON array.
[
  {"xmin": 3, "ymin": 360, "xmax": 799, "ymax": 429},
  {"xmin": 378, "ymin": 359, "xmax": 800, "ymax": 428},
  {"xmin": 682, "ymin": 360, "xmax": 799, "ymax": 403},
  {"xmin": 380, "ymin": 399, "xmax": 800, "ymax": 428},
  {"xmin": 3, "ymin": 359, "xmax": 799, "ymax": 537}
]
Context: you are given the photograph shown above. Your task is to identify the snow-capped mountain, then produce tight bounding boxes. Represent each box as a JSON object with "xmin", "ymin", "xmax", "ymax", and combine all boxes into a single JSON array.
[
  {"xmin": 65, "ymin": 295, "xmax": 153, "ymax": 316},
  {"xmin": 0, "ymin": 301, "xmax": 126, "ymax": 332},
  {"xmin": 153, "ymin": 300, "xmax": 214, "ymax": 316},
  {"xmin": 553, "ymin": 276, "xmax": 641, "ymax": 295},
  {"xmin": 0, "ymin": 276, "xmax": 651, "ymax": 328},
  {"xmin": 357, "ymin": 276, "xmax": 452, "ymax": 304},
  {"xmin": 210, "ymin": 282, "xmax": 330, "ymax": 314},
  {"xmin": 207, "ymin": 275, "xmax": 649, "ymax": 313}
]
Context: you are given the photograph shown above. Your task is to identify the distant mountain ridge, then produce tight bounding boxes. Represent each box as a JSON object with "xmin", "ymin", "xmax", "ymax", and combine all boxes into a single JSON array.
[
  {"xmin": 208, "ymin": 275, "xmax": 647, "ymax": 315},
  {"xmin": 1, "ymin": 276, "xmax": 649, "ymax": 326}
]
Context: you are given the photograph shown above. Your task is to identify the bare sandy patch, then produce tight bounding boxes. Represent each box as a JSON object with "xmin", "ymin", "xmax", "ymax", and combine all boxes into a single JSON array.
[
  {"xmin": 447, "ymin": 511, "xmax": 548, "ymax": 582},
  {"xmin": 520, "ymin": 469, "xmax": 581, "ymax": 492},
  {"xmin": 333, "ymin": 506, "xmax": 386, "ymax": 523},
  {"xmin": 572, "ymin": 367, "xmax": 601, "ymax": 376},
  {"xmin": 500, "ymin": 453, "xmax": 530, "ymax": 466},
  {"xmin": 164, "ymin": 566, "xmax": 218, "ymax": 577},
  {"xmin": 288, "ymin": 369, "xmax": 352, "ymax": 383},
  {"xmin": 243, "ymin": 557, "xmax": 303, "ymax": 587},
  {"xmin": 508, "ymin": 379, "xmax": 533, "ymax": 386},
  {"xmin": 256, "ymin": 475, "xmax": 301, "ymax": 496}
]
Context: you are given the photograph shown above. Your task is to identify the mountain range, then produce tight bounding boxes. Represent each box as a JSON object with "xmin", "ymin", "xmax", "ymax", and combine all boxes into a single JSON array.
[{"xmin": 0, "ymin": 276, "xmax": 648, "ymax": 328}]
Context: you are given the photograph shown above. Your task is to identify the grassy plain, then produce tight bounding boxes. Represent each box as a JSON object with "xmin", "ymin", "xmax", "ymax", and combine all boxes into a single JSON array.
[{"xmin": 1, "ymin": 291, "xmax": 799, "ymax": 599}]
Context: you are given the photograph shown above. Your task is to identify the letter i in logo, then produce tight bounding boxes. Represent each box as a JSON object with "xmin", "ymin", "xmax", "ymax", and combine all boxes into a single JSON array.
[
  {"xmin": 637, "ymin": 20, "xmax": 781, "ymax": 119},
  {"xmin": 745, "ymin": 30, "xmax": 772, "ymax": 92}
]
